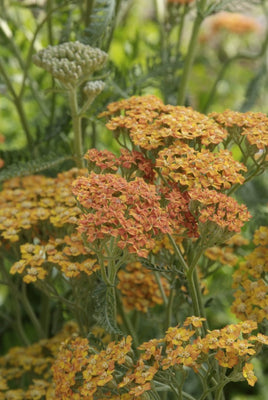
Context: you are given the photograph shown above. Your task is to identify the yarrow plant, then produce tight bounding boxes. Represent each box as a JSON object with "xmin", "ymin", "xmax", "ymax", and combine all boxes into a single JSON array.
[
  {"xmin": 1, "ymin": 92, "xmax": 268, "ymax": 399},
  {"xmin": 1, "ymin": 2, "xmax": 268, "ymax": 400}
]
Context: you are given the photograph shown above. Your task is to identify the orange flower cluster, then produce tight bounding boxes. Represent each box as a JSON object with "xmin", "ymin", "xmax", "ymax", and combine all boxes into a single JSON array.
[
  {"xmin": 156, "ymin": 143, "xmax": 246, "ymax": 190},
  {"xmin": 189, "ymin": 189, "xmax": 251, "ymax": 234},
  {"xmin": 52, "ymin": 317, "xmax": 268, "ymax": 399},
  {"xmin": 161, "ymin": 185, "xmax": 198, "ymax": 237},
  {"xmin": 208, "ymin": 12, "xmax": 261, "ymax": 35},
  {"xmin": 0, "ymin": 168, "xmax": 84, "ymax": 244},
  {"xmin": 100, "ymin": 95, "xmax": 227, "ymax": 151},
  {"xmin": 117, "ymin": 262, "xmax": 170, "ymax": 312},
  {"xmin": 0, "ymin": 322, "xmax": 78, "ymax": 400},
  {"xmin": 209, "ymin": 109, "xmax": 268, "ymax": 151},
  {"xmin": 10, "ymin": 233, "xmax": 99, "ymax": 283},
  {"xmin": 72, "ymin": 172, "xmax": 172, "ymax": 257},
  {"xmin": 232, "ymin": 226, "xmax": 268, "ymax": 323},
  {"xmin": 52, "ymin": 335, "xmax": 133, "ymax": 399},
  {"xmin": 84, "ymin": 148, "xmax": 155, "ymax": 182}
]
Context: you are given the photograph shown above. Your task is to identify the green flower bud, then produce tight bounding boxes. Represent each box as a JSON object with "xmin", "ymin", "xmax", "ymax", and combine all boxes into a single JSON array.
[
  {"xmin": 83, "ymin": 80, "xmax": 105, "ymax": 97},
  {"xmin": 33, "ymin": 41, "xmax": 108, "ymax": 87}
]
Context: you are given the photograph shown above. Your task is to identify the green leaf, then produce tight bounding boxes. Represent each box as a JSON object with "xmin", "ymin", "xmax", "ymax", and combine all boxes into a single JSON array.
[
  {"xmin": 93, "ymin": 281, "xmax": 122, "ymax": 335},
  {"xmin": 0, "ymin": 153, "xmax": 72, "ymax": 183}
]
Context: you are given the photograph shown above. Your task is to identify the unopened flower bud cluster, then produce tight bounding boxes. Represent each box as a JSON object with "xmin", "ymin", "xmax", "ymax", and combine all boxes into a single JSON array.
[
  {"xmin": 83, "ymin": 80, "xmax": 105, "ymax": 97},
  {"xmin": 33, "ymin": 41, "xmax": 108, "ymax": 86}
]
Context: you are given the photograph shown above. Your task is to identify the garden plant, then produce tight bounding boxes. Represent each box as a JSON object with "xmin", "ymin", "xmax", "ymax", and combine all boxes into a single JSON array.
[{"xmin": 0, "ymin": 1, "xmax": 267, "ymax": 400}]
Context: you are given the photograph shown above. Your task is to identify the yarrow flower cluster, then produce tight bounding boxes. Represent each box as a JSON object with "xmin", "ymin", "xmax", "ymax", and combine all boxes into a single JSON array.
[
  {"xmin": 156, "ymin": 144, "xmax": 246, "ymax": 190},
  {"xmin": 52, "ymin": 317, "xmax": 268, "ymax": 399},
  {"xmin": 72, "ymin": 172, "xmax": 172, "ymax": 257},
  {"xmin": 189, "ymin": 189, "xmax": 251, "ymax": 237},
  {"xmin": 84, "ymin": 148, "xmax": 155, "ymax": 182},
  {"xmin": 232, "ymin": 226, "xmax": 268, "ymax": 323},
  {"xmin": 10, "ymin": 233, "xmax": 99, "ymax": 283},
  {"xmin": 209, "ymin": 109, "xmax": 268, "ymax": 152},
  {"xmin": 117, "ymin": 262, "xmax": 170, "ymax": 312},
  {"xmin": 0, "ymin": 168, "xmax": 84, "ymax": 244},
  {"xmin": 0, "ymin": 322, "xmax": 78, "ymax": 399},
  {"xmin": 100, "ymin": 95, "xmax": 228, "ymax": 151}
]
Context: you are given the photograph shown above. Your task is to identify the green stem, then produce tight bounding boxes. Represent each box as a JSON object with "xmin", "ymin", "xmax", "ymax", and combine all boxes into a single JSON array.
[
  {"xmin": 169, "ymin": 235, "xmax": 208, "ymax": 332},
  {"xmin": 0, "ymin": 59, "xmax": 34, "ymax": 150},
  {"xmin": 40, "ymin": 292, "xmax": 51, "ymax": 337},
  {"xmin": 116, "ymin": 291, "xmax": 139, "ymax": 348},
  {"xmin": 202, "ymin": 27, "xmax": 268, "ymax": 113},
  {"xmin": 46, "ymin": 0, "xmax": 54, "ymax": 45},
  {"xmin": 177, "ymin": 0, "xmax": 207, "ymax": 105},
  {"xmin": 21, "ymin": 283, "xmax": 46, "ymax": 339},
  {"xmin": 0, "ymin": 264, "xmax": 30, "ymax": 345},
  {"xmin": 186, "ymin": 267, "xmax": 203, "ymax": 321},
  {"xmin": 167, "ymin": 234, "xmax": 189, "ymax": 273},
  {"xmin": 154, "ymin": 271, "xmax": 168, "ymax": 305},
  {"xmin": 68, "ymin": 88, "xmax": 84, "ymax": 168},
  {"xmin": 84, "ymin": 0, "xmax": 96, "ymax": 27},
  {"xmin": 164, "ymin": 281, "xmax": 176, "ymax": 330},
  {"xmin": 176, "ymin": 4, "xmax": 188, "ymax": 55}
]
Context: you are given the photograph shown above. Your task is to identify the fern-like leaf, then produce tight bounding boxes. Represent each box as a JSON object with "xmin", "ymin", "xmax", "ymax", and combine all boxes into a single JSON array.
[
  {"xmin": 140, "ymin": 258, "xmax": 176, "ymax": 274},
  {"xmin": 93, "ymin": 281, "xmax": 122, "ymax": 335},
  {"xmin": 82, "ymin": 0, "xmax": 116, "ymax": 47},
  {"xmin": 0, "ymin": 153, "xmax": 72, "ymax": 183},
  {"xmin": 204, "ymin": 0, "xmax": 261, "ymax": 16},
  {"xmin": 240, "ymin": 65, "xmax": 266, "ymax": 112}
]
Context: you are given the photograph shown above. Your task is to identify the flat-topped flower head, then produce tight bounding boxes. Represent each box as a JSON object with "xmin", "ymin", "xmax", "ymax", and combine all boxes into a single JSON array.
[
  {"xmin": 209, "ymin": 109, "xmax": 268, "ymax": 151},
  {"xmin": 33, "ymin": 41, "xmax": 107, "ymax": 87},
  {"xmin": 100, "ymin": 95, "xmax": 227, "ymax": 151},
  {"xmin": 156, "ymin": 143, "xmax": 246, "ymax": 190},
  {"xmin": 189, "ymin": 189, "xmax": 250, "ymax": 244},
  {"xmin": 73, "ymin": 172, "xmax": 172, "ymax": 257}
]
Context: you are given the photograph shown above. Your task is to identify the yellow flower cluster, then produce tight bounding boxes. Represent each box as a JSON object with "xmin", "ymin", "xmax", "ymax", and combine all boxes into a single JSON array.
[
  {"xmin": 52, "ymin": 317, "xmax": 268, "ymax": 399},
  {"xmin": 209, "ymin": 109, "xmax": 268, "ymax": 151},
  {"xmin": 156, "ymin": 143, "xmax": 246, "ymax": 190},
  {"xmin": 232, "ymin": 226, "xmax": 268, "ymax": 323},
  {"xmin": 0, "ymin": 168, "xmax": 85, "ymax": 244},
  {"xmin": 100, "ymin": 95, "xmax": 227, "ymax": 151},
  {"xmin": 0, "ymin": 322, "xmax": 78, "ymax": 400},
  {"xmin": 52, "ymin": 335, "xmax": 133, "ymax": 399},
  {"xmin": 10, "ymin": 233, "xmax": 99, "ymax": 283},
  {"xmin": 117, "ymin": 262, "xmax": 170, "ymax": 312}
]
